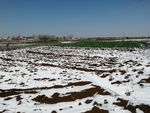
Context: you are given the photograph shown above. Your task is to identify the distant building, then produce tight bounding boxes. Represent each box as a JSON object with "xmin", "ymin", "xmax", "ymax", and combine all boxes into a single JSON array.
[{"xmin": 24, "ymin": 36, "xmax": 34, "ymax": 43}]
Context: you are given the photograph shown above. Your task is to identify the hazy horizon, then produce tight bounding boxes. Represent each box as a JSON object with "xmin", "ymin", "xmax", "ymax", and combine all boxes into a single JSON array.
[{"xmin": 0, "ymin": 0, "xmax": 150, "ymax": 37}]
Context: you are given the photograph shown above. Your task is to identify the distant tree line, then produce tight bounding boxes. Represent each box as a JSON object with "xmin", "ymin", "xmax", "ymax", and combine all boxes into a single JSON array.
[
  {"xmin": 35, "ymin": 35, "xmax": 60, "ymax": 43},
  {"xmin": 0, "ymin": 34, "xmax": 74, "ymax": 43}
]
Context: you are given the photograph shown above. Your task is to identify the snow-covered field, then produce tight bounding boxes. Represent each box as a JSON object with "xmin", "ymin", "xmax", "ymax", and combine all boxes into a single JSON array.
[{"xmin": 0, "ymin": 46, "xmax": 150, "ymax": 113}]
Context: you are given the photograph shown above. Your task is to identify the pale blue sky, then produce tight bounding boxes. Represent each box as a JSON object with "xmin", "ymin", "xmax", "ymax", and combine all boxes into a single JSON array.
[{"xmin": 0, "ymin": 0, "xmax": 150, "ymax": 37}]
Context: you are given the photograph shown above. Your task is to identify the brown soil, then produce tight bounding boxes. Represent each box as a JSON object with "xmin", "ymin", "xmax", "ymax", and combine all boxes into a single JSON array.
[
  {"xmin": 113, "ymin": 98, "xmax": 150, "ymax": 113},
  {"xmin": 119, "ymin": 70, "xmax": 126, "ymax": 75},
  {"xmin": 0, "ymin": 110, "xmax": 8, "ymax": 113},
  {"xmin": 51, "ymin": 110, "xmax": 57, "ymax": 113},
  {"xmin": 0, "ymin": 57, "xmax": 15, "ymax": 61},
  {"xmin": 138, "ymin": 77, "xmax": 150, "ymax": 84},
  {"xmin": 27, "ymin": 50, "xmax": 85, "ymax": 58},
  {"xmin": 111, "ymin": 80, "xmax": 130, "ymax": 84},
  {"xmin": 0, "ymin": 55, "xmax": 117, "ymax": 75},
  {"xmin": 124, "ymin": 60, "xmax": 138, "ymax": 65},
  {"xmin": 0, "ymin": 81, "xmax": 91, "ymax": 97},
  {"xmin": 40, "ymin": 63, "xmax": 58, "ymax": 67},
  {"xmin": 83, "ymin": 106, "xmax": 108, "ymax": 113},
  {"xmin": 85, "ymin": 99, "xmax": 93, "ymax": 104},
  {"xmin": 96, "ymin": 69, "xmax": 117, "ymax": 74},
  {"xmin": 4, "ymin": 97, "xmax": 13, "ymax": 101},
  {"xmin": 0, "ymin": 89, "xmax": 38, "ymax": 97},
  {"xmin": 100, "ymin": 74, "xmax": 110, "ymax": 78},
  {"xmin": 39, "ymin": 62, "xmax": 117, "ymax": 74},
  {"xmin": 16, "ymin": 95, "xmax": 22, "ymax": 101},
  {"xmin": 93, "ymin": 101, "xmax": 102, "ymax": 106},
  {"xmin": 34, "ymin": 78, "xmax": 56, "ymax": 81},
  {"xmin": 32, "ymin": 85, "xmax": 110, "ymax": 104},
  {"xmin": 146, "ymin": 64, "xmax": 150, "ymax": 67},
  {"xmin": 138, "ymin": 71, "xmax": 144, "ymax": 74}
]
